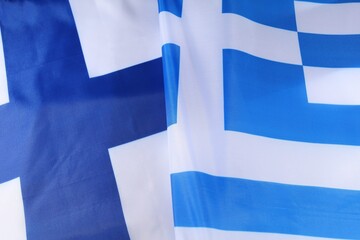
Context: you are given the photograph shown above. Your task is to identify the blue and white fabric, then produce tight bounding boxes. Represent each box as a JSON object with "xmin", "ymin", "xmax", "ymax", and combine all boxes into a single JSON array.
[{"xmin": 1, "ymin": 0, "xmax": 360, "ymax": 240}]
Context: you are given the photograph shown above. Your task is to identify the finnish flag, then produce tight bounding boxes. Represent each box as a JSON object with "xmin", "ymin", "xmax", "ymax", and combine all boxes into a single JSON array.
[{"xmin": 0, "ymin": 0, "xmax": 172, "ymax": 239}]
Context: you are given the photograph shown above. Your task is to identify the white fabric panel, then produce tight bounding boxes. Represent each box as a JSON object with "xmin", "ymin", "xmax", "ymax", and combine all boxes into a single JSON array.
[
  {"xmin": 223, "ymin": 14, "xmax": 302, "ymax": 65},
  {"xmin": 108, "ymin": 132, "xmax": 175, "ymax": 240},
  {"xmin": 0, "ymin": 178, "xmax": 26, "ymax": 240},
  {"xmin": 161, "ymin": 0, "xmax": 226, "ymax": 177},
  {"xmin": 295, "ymin": 1, "xmax": 360, "ymax": 34},
  {"xmin": 171, "ymin": 130, "xmax": 360, "ymax": 191},
  {"xmin": 175, "ymin": 228, "xmax": 338, "ymax": 240},
  {"xmin": 159, "ymin": 12, "xmax": 183, "ymax": 45},
  {"xmin": 69, "ymin": 0, "xmax": 161, "ymax": 78},
  {"xmin": 0, "ymin": 28, "xmax": 9, "ymax": 105},
  {"xmin": 304, "ymin": 66, "xmax": 360, "ymax": 105}
]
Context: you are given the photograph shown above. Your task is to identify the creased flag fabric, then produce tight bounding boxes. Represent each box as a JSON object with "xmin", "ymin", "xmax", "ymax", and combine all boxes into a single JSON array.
[
  {"xmin": 2, "ymin": 0, "xmax": 360, "ymax": 240},
  {"xmin": 161, "ymin": 0, "xmax": 360, "ymax": 239},
  {"xmin": 0, "ymin": 1, "xmax": 166, "ymax": 239}
]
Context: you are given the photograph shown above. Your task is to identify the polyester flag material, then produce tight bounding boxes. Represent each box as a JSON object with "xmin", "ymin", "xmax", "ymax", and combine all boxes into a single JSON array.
[
  {"xmin": 160, "ymin": 0, "xmax": 360, "ymax": 239},
  {"xmin": 1, "ymin": 1, "xmax": 360, "ymax": 240},
  {"xmin": 0, "ymin": 1, "xmax": 167, "ymax": 239}
]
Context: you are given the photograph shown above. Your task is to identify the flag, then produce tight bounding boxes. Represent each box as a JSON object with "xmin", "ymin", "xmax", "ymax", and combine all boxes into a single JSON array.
[
  {"xmin": 0, "ymin": 0, "xmax": 167, "ymax": 239},
  {"xmin": 161, "ymin": 0, "xmax": 360, "ymax": 239},
  {"xmin": 2, "ymin": 0, "xmax": 360, "ymax": 240}
]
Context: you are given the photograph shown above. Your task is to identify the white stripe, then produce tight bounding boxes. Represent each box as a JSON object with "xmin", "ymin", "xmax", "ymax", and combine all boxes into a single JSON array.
[
  {"xmin": 160, "ymin": 2, "xmax": 302, "ymax": 180},
  {"xmin": 175, "ymin": 227, "xmax": 342, "ymax": 240},
  {"xmin": 171, "ymin": 130, "xmax": 360, "ymax": 191},
  {"xmin": 223, "ymin": 13, "xmax": 302, "ymax": 65},
  {"xmin": 295, "ymin": 1, "xmax": 360, "ymax": 34},
  {"xmin": 159, "ymin": 12, "xmax": 182, "ymax": 45},
  {"xmin": 304, "ymin": 66, "xmax": 360, "ymax": 105},
  {"xmin": 0, "ymin": 178, "xmax": 26, "ymax": 240},
  {"xmin": 160, "ymin": 0, "xmax": 360, "ymax": 191},
  {"xmin": 108, "ymin": 132, "xmax": 175, "ymax": 240},
  {"xmin": 160, "ymin": 0, "xmax": 350, "ymax": 191},
  {"xmin": 162, "ymin": 0, "xmax": 227, "ymax": 177},
  {"xmin": 69, "ymin": 0, "xmax": 161, "ymax": 78},
  {"xmin": 0, "ymin": 28, "xmax": 9, "ymax": 105},
  {"xmin": 159, "ymin": 10, "xmax": 302, "ymax": 65}
]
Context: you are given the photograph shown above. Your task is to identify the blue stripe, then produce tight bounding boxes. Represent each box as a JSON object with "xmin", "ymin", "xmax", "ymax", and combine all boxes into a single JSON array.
[
  {"xmin": 158, "ymin": 0, "xmax": 183, "ymax": 17},
  {"xmin": 172, "ymin": 171, "xmax": 360, "ymax": 239},
  {"xmin": 223, "ymin": 49, "xmax": 360, "ymax": 146},
  {"xmin": 222, "ymin": 0, "xmax": 297, "ymax": 31},
  {"xmin": 296, "ymin": 0, "xmax": 360, "ymax": 3},
  {"xmin": 299, "ymin": 33, "xmax": 360, "ymax": 67},
  {"xmin": 162, "ymin": 44, "xmax": 180, "ymax": 126}
]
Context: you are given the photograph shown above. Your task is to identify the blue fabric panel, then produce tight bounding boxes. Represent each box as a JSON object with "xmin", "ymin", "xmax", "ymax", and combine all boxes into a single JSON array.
[
  {"xmin": 0, "ymin": 1, "xmax": 166, "ymax": 239},
  {"xmin": 299, "ymin": 33, "xmax": 360, "ymax": 67},
  {"xmin": 222, "ymin": 0, "xmax": 297, "ymax": 31},
  {"xmin": 162, "ymin": 44, "xmax": 180, "ymax": 126},
  {"xmin": 172, "ymin": 171, "xmax": 360, "ymax": 239},
  {"xmin": 158, "ymin": 0, "xmax": 183, "ymax": 17},
  {"xmin": 223, "ymin": 49, "xmax": 360, "ymax": 146}
]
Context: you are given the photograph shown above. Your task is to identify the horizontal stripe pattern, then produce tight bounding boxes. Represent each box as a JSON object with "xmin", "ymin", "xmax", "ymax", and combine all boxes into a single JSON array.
[
  {"xmin": 294, "ymin": 1, "xmax": 360, "ymax": 104},
  {"xmin": 223, "ymin": 13, "xmax": 302, "ymax": 65},
  {"xmin": 298, "ymin": 33, "xmax": 360, "ymax": 67},
  {"xmin": 223, "ymin": 49, "xmax": 360, "ymax": 145},
  {"xmin": 161, "ymin": 1, "xmax": 360, "ymax": 240},
  {"xmin": 172, "ymin": 171, "xmax": 360, "ymax": 239},
  {"xmin": 222, "ymin": 0, "xmax": 297, "ymax": 31},
  {"xmin": 171, "ymin": 131, "xmax": 360, "ymax": 191}
]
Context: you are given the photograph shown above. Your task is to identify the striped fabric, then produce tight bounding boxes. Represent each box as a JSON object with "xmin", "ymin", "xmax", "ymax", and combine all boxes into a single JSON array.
[
  {"xmin": 159, "ymin": 0, "xmax": 360, "ymax": 239},
  {"xmin": 1, "ymin": 1, "xmax": 360, "ymax": 239}
]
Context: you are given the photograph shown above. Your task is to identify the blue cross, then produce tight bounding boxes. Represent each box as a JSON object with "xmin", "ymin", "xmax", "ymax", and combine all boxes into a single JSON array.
[{"xmin": 0, "ymin": 1, "xmax": 166, "ymax": 239}]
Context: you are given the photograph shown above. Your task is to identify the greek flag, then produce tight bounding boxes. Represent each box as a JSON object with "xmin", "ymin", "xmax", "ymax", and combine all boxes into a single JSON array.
[
  {"xmin": 161, "ymin": 0, "xmax": 360, "ymax": 239},
  {"xmin": 1, "ymin": 0, "xmax": 360, "ymax": 240}
]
